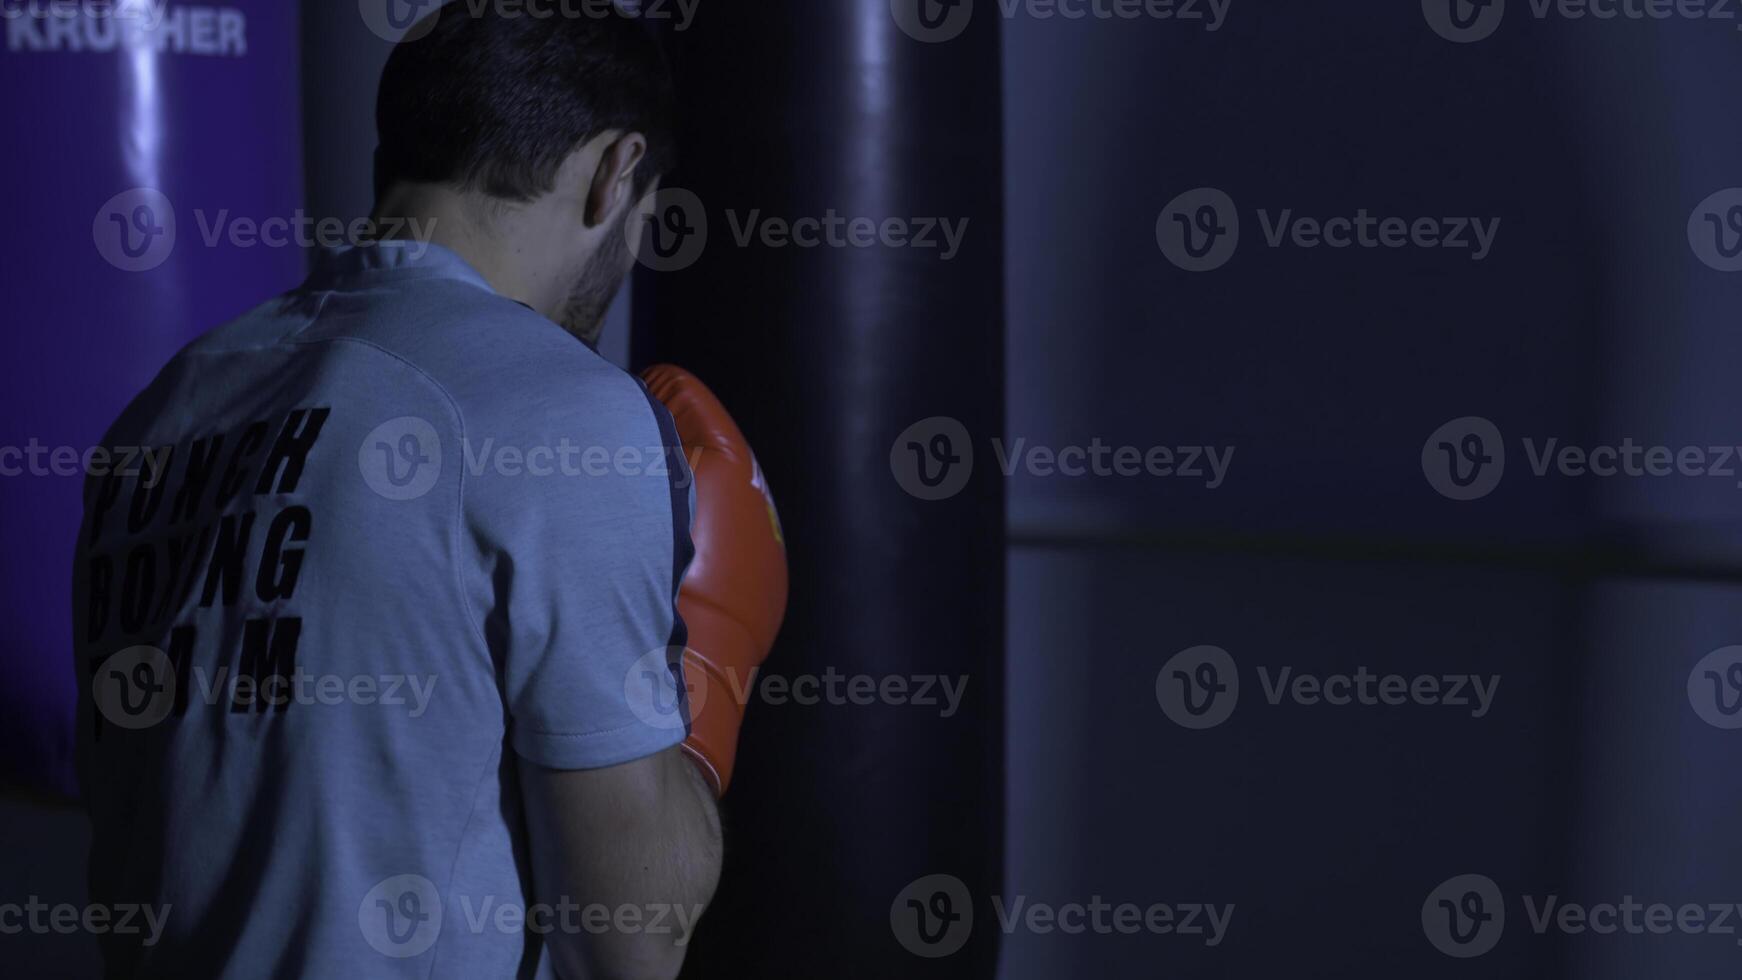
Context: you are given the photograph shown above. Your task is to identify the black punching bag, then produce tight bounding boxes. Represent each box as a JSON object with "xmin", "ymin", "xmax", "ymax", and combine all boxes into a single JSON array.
[{"xmin": 633, "ymin": 3, "xmax": 1005, "ymax": 978}]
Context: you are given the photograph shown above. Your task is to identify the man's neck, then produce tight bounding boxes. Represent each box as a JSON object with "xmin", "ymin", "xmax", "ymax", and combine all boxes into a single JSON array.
[{"xmin": 372, "ymin": 183, "xmax": 558, "ymax": 317}]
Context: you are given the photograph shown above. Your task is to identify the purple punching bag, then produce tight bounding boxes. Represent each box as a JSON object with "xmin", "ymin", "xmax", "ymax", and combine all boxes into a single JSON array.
[{"xmin": 0, "ymin": 1, "xmax": 305, "ymax": 798}]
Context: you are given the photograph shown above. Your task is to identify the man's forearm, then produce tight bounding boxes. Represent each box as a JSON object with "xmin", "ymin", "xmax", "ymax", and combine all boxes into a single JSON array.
[
  {"xmin": 583, "ymin": 752, "xmax": 720, "ymax": 980},
  {"xmin": 663, "ymin": 744, "xmax": 724, "ymax": 914},
  {"xmin": 522, "ymin": 746, "xmax": 724, "ymax": 980}
]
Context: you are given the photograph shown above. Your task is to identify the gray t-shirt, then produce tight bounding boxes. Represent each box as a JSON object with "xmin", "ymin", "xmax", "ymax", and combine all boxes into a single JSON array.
[{"xmin": 72, "ymin": 242, "xmax": 694, "ymax": 978}]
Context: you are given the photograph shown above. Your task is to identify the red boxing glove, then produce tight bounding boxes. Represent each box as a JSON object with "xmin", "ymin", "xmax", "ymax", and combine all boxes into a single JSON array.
[{"xmin": 642, "ymin": 364, "xmax": 789, "ymax": 796}]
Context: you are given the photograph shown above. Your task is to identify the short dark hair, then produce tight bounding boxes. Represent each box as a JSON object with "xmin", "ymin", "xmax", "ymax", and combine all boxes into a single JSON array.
[{"xmin": 374, "ymin": 3, "xmax": 675, "ymax": 204}]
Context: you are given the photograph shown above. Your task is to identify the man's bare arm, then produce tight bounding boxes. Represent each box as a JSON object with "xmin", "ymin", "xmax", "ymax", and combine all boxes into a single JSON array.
[{"xmin": 519, "ymin": 746, "xmax": 723, "ymax": 980}]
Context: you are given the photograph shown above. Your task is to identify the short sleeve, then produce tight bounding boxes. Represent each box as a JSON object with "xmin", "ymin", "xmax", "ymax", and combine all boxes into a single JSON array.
[{"xmin": 467, "ymin": 369, "xmax": 695, "ymax": 770}]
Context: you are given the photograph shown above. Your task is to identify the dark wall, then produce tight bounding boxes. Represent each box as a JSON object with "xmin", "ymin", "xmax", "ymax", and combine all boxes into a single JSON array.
[{"xmin": 1003, "ymin": 3, "xmax": 1742, "ymax": 977}]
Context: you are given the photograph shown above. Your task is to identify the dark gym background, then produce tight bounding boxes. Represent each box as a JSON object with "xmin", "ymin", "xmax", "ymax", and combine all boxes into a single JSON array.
[{"xmin": 5, "ymin": 1, "xmax": 1742, "ymax": 977}]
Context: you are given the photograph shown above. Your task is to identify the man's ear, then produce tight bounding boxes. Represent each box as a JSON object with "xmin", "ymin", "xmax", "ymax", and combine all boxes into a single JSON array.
[{"xmin": 586, "ymin": 132, "xmax": 649, "ymax": 227}]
